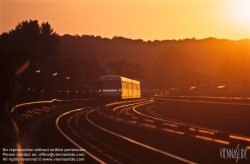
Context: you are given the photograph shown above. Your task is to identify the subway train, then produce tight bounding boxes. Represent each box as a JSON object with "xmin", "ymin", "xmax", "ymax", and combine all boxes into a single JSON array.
[{"xmin": 98, "ymin": 75, "xmax": 141, "ymax": 101}]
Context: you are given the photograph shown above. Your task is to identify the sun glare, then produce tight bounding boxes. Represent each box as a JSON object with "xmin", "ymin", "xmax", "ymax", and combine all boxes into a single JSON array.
[{"xmin": 231, "ymin": 0, "xmax": 250, "ymax": 26}]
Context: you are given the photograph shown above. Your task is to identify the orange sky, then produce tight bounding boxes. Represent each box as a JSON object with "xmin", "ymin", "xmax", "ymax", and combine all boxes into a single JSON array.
[{"xmin": 1, "ymin": 0, "xmax": 250, "ymax": 41}]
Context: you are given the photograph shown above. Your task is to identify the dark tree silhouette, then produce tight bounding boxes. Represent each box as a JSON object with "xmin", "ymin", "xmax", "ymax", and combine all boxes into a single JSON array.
[{"xmin": 0, "ymin": 20, "xmax": 61, "ymax": 97}]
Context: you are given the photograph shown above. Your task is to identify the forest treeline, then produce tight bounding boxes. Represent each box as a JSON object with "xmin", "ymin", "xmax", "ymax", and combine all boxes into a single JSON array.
[
  {"xmin": 0, "ymin": 20, "xmax": 108, "ymax": 105},
  {"xmin": 60, "ymin": 33, "xmax": 250, "ymax": 88},
  {"xmin": 1, "ymin": 20, "xmax": 250, "ymax": 92}
]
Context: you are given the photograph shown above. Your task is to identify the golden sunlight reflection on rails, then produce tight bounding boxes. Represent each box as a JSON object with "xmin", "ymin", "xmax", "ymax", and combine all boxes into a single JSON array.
[
  {"xmin": 195, "ymin": 135, "xmax": 229, "ymax": 145},
  {"xmin": 229, "ymin": 135, "xmax": 250, "ymax": 142}
]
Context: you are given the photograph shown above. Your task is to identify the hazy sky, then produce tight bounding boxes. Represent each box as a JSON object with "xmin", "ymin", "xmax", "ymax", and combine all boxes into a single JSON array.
[{"xmin": 1, "ymin": 0, "xmax": 250, "ymax": 41}]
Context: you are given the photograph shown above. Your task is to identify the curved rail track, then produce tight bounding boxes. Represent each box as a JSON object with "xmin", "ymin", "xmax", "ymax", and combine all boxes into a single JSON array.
[
  {"xmin": 19, "ymin": 98, "xmax": 246, "ymax": 164},
  {"xmin": 55, "ymin": 100, "xmax": 200, "ymax": 164}
]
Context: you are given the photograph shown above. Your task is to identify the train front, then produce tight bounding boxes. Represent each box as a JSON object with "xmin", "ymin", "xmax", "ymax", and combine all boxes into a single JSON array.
[{"xmin": 98, "ymin": 75, "xmax": 122, "ymax": 102}]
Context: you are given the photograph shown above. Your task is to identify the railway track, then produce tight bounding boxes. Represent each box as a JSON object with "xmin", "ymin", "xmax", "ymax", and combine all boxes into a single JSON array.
[
  {"xmin": 33, "ymin": 99, "xmax": 250, "ymax": 164},
  {"xmin": 96, "ymin": 99, "xmax": 250, "ymax": 164},
  {"xmin": 55, "ymin": 102, "xmax": 197, "ymax": 164}
]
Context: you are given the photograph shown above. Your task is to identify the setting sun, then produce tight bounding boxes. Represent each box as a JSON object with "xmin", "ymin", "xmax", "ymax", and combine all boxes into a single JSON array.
[
  {"xmin": 1, "ymin": 0, "xmax": 250, "ymax": 40},
  {"xmin": 231, "ymin": 0, "xmax": 250, "ymax": 26}
]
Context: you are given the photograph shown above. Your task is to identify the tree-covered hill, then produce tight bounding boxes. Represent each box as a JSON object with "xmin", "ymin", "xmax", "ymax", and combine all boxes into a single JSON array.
[
  {"xmin": 1, "ymin": 20, "xmax": 249, "ymax": 91},
  {"xmin": 59, "ymin": 35, "xmax": 250, "ymax": 88}
]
